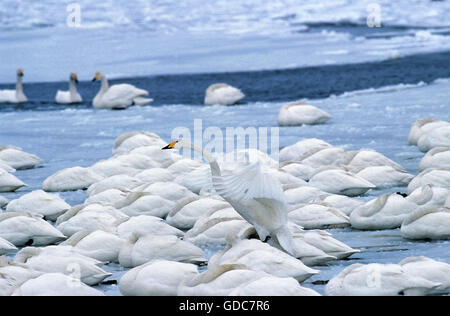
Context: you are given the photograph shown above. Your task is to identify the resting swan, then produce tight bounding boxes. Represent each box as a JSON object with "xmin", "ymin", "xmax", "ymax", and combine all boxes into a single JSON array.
[
  {"xmin": 0, "ymin": 68, "xmax": 27, "ymax": 104},
  {"xmin": 162, "ymin": 139, "xmax": 296, "ymax": 256},
  {"xmin": 92, "ymin": 72, "xmax": 153, "ymax": 109},
  {"xmin": 278, "ymin": 101, "xmax": 331, "ymax": 126},
  {"xmin": 204, "ymin": 83, "xmax": 245, "ymax": 105},
  {"xmin": 55, "ymin": 72, "xmax": 82, "ymax": 104}
]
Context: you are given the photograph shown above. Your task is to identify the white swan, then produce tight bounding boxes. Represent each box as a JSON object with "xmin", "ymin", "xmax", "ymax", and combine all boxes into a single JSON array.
[
  {"xmin": 55, "ymin": 72, "xmax": 82, "ymax": 104},
  {"xmin": 406, "ymin": 184, "xmax": 449, "ymax": 207},
  {"xmin": 86, "ymin": 174, "xmax": 143, "ymax": 197},
  {"xmin": 162, "ymin": 139, "xmax": 297, "ymax": 256},
  {"xmin": 400, "ymin": 256, "xmax": 450, "ymax": 295},
  {"xmin": 208, "ymin": 238, "xmax": 319, "ymax": 282},
  {"xmin": 288, "ymin": 203, "xmax": 350, "ymax": 229},
  {"xmin": 350, "ymin": 193, "xmax": 417, "ymax": 230},
  {"xmin": 401, "ymin": 206, "xmax": 450, "ymax": 240},
  {"xmin": 0, "ymin": 68, "xmax": 27, "ymax": 103},
  {"xmin": 118, "ymin": 234, "xmax": 207, "ymax": 268},
  {"xmin": 204, "ymin": 83, "xmax": 245, "ymax": 105},
  {"xmin": 14, "ymin": 246, "xmax": 111, "ymax": 286},
  {"xmin": 166, "ymin": 197, "xmax": 230, "ymax": 230},
  {"xmin": 320, "ymin": 194, "xmax": 365, "ymax": 216},
  {"xmin": 85, "ymin": 188, "xmax": 129, "ymax": 206},
  {"xmin": 113, "ymin": 131, "xmax": 167, "ymax": 155},
  {"xmin": 308, "ymin": 167, "xmax": 376, "ymax": 196},
  {"xmin": 355, "ymin": 166, "xmax": 414, "ymax": 188},
  {"xmin": 6, "ymin": 190, "xmax": 71, "ymax": 221},
  {"xmin": 229, "ymin": 276, "xmax": 321, "ymax": 296},
  {"xmin": 42, "ymin": 166, "xmax": 104, "ymax": 192},
  {"xmin": 60, "ymin": 230, "xmax": 125, "ymax": 263},
  {"xmin": 0, "ymin": 146, "xmax": 42, "ymax": 170},
  {"xmin": 92, "ymin": 71, "xmax": 153, "ymax": 109},
  {"xmin": 325, "ymin": 263, "xmax": 439, "ymax": 296},
  {"xmin": 55, "ymin": 203, "xmax": 129, "ymax": 237},
  {"xmin": 117, "ymin": 215, "xmax": 184, "ymax": 239},
  {"xmin": 0, "ymin": 168, "xmax": 26, "ymax": 192},
  {"xmin": 407, "ymin": 168, "xmax": 450, "ymax": 194},
  {"xmin": 118, "ymin": 193, "xmax": 176, "ymax": 218},
  {"xmin": 0, "ymin": 257, "xmax": 42, "ymax": 296},
  {"xmin": 417, "ymin": 125, "xmax": 450, "ymax": 152},
  {"xmin": 345, "ymin": 149, "xmax": 405, "ymax": 171},
  {"xmin": 119, "ymin": 260, "xmax": 199, "ymax": 296},
  {"xmin": 278, "ymin": 101, "xmax": 331, "ymax": 126},
  {"xmin": 297, "ymin": 146, "xmax": 348, "ymax": 169},
  {"xmin": 0, "ymin": 212, "xmax": 65, "ymax": 246},
  {"xmin": 12, "ymin": 273, "xmax": 104, "ymax": 296},
  {"xmin": 279, "ymin": 138, "xmax": 332, "ymax": 162},
  {"xmin": 408, "ymin": 118, "xmax": 448, "ymax": 146},
  {"xmin": 419, "ymin": 147, "xmax": 450, "ymax": 171}
]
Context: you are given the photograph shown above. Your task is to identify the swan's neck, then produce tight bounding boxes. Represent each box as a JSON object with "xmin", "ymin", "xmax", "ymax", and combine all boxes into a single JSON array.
[
  {"xmin": 183, "ymin": 141, "xmax": 221, "ymax": 177},
  {"xmin": 69, "ymin": 79, "xmax": 78, "ymax": 97},
  {"xmin": 16, "ymin": 76, "xmax": 23, "ymax": 96},
  {"xmin": 100, "ymin": 76, "xmax": 109, "ymax": 92}
]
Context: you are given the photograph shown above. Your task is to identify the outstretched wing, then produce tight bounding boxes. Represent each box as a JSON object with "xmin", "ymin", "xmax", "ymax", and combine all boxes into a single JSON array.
[{"xmin": 213, "ymin": 160, "xmax": 286, "ymax": 204}]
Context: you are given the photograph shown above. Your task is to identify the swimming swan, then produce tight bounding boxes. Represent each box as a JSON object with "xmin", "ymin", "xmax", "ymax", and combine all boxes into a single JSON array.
[
  {"xmin": 92, "ymin": 72, "xmax": 153, "ymax": 109},
  {"xmin": 278, "ymin": 101, "xmax": 331, "ymax": 126},
  {"xmin": 0, "ymin": 68, "xmax": 27, "ymax": 103},
  {"xmin": 55, "ymin": 72, "xmax": 82, "ymax": 104},
  {"xmin": 162, "ymin": 139, "xmax": 297, "ymax": 256},
  {"xmin": 204, "ymin": 83, "xmax": 245, "ymax": 105}
]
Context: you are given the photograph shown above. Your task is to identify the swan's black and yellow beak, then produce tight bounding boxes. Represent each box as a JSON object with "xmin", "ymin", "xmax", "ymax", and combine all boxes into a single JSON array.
[
  {"xmin": 92, "ymin": 73, "xmax": 99, "ymax": 82},
  {"xmin": 162, "ymin": 141, "xmax": 177, "ymax": 150}
]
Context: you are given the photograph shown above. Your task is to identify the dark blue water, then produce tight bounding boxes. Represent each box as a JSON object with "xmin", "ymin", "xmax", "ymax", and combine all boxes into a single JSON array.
[{"xmin": 1, "ymin": 50, "xmax": 450, "ymax": 111}]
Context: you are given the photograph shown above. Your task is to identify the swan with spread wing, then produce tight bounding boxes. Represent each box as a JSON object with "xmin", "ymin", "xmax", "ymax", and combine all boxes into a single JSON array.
[{"xmin": 162, "ymin": 139, "xmax": 295, "ymax": 255}]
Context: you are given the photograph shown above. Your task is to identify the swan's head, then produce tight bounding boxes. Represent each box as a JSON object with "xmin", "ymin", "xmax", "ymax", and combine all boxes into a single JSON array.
[
  {"xmin": 17, "ymin": 68, "xmax": 24, "ymax": 77},
  {"xmin": 162, "ymin": 139, "xmax": 183, "ymax": 150},
  {"xmin": 70, "ymin": 72, "xmax": 79, "ymax": 84},
  {"xmin": 92, "ymin": 71, "xmax": 104, "ymax": 82}
]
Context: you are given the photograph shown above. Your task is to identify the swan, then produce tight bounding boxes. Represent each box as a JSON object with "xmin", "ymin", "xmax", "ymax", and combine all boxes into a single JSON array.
[
  {"xmin": 166, "ymin": 197, "xmax": 230, "ymax": 230},
  {"xmin": 0, "ymin": 257, "xmax": 42, "ymax": 296},
  {"xmin": 288, "ymin": 203, "xmax": 350, "ymax": 229},
  {"xmin": 417, "ymin": 125, "xmax": 450, "ymax": 152},
  {"xmin": 406, "ymin": 184, "xmax": 449, "ymax": 207},
  {"xmin": 119, "ymin": 260, "xmax": 199, "ymax": 296},
  {"xmin": 229, "ymin": 276, "xmax": 321, "ymax": 296},
  {"xmin": 297, "ymin": 146, "xmax": 348, "ymax": 169},
  {"xmin": 55, "ymin": 72, "xmax": 82, "ymax": 104},
  {"xmin": 130, "ymin": 146, "xmax": 181, "ymax": 168},
  {"xmin": 345, "ymin": 149, "xmax": 405, "ymax": 171},
  {"xmin": 134, "ymin": 167, "xmax": 175, "ymax": 184},
  {"xmin": 350, "ymin": 193, "xmax": 418, "ymax": 230},
  {"xmin": 0, "ymin": 168, "xmax": 26, "ymax": 192},
  {"xmin": 0, "ymin": 68, "xmax": 27, "ymax": 103},
  {"xmin": 0, "ymin": 160, "xmax": 15, "ymax": 173},
  {"xmin": 42, "ymin": 166, "xmax": 104, "ymax": 192},
  {"xmin": 134, "ymin": 181, "xmax": 197, "ymax": 201},
  {"xmin": 56, "ymin": 203, "xmax": 129, "ymax": 237},
  {"xmin": 401, "ymin": 206, "xmax": 450, "ymax": 240},
  {"xmin": 319, "ymin": 194, "xmax": 365, "ymax": 216},
  {"xmin": 308, "ymin": 167, "xmax": 376, "ymax": 196},
  {"xmin": 113, "ymin": 131, "xmax": 167, "ymax": 155},
  {"xmin": 60, "ymin": 230, "xmax": 125, "ymax": 263},
  {"xmin": 85, "ymin": 188, "xmax": 129, "ymax": 206},
  {"xmin": 86, "ymin": 174, "xmax": 143, "ymax": 197},
  {"xmin": 325, "ymin": 263, "xmax": 439, "ymax": 296},
  {"xmin": 208, "ymin": 238, "xmax": 319, "ymax": 282},
  {"xmin": 407, "ymin": 168, "xmax": 450, "ymax": 194},
  {"xmin": 0, "ymin": 237, "xmax": 16, "ymax": 255},
  {"xmin": 118, "ymin": 234, "xmax": 207, "ymax": 268},
  {"xmin": 6, "ymin": 190, "xmax": 71, "ymax": 221},
  {"xmin": 184, "ymin": 207, "xmax": 254, "ymax": 246},
  {"xmin": 290, "ymin": 227, "xmax": 359, "ymax": 260},
  {"xmin": 89, "ymin": 158, "xmax": 142, "ymax": 178},
  {"xmin": 419, "ymin": 147, "xmax": 450, "ymax": 171},
  {"xmin": 400, "ymin": 256, "xmax": 450, "ymax": 295},
  {"xmin": 280, "ymin": 162, "xmax": 315, "ymax": 181},
  {"xmin": 0, "ymin": 212, "xmax": 65, "ymax": 246},
  {"xmin": 14, "ymin": 246, "xmax": 111, "ymax": 286},
  {"xmin": 278, "ymin": 101, "xmax": 331, "ymax": 126},
  {"xmin": 92, "ymin": 72, "xmax": 153, "ymax": 109},
  {"xmin": 283, "ymin": 186, "xmax": 328, "ymax": 205},
  {"xmin": 178, "ymin": 264, "xmax": 313, "ymax": 296},
  {"xmin": 204, "ymin": 83, "xmax": 245, "ymax": 105},
  {"xmin": 408, "ymin": 118, "xmax": 448, "ymax": 146},
  {"xmin": 162, "ymin": 139, "xmax": 297, "ymax": 256},
  {"xmin": 116, "ymin": 215, "xmax": 184, "ymax": 240},
  {"xmin": 12, "ymin": 273, "xmax": 104, "ymax": 296},
  {"xmin": 0, "ymin": 147, "xmax": 42, "ymax": 170},
  {"xmin": 279, "ymin": 138, "xmax": 332, "ymax": 162},
  {"xmin": 355, "ymin": 166, "xmax": 414, "ymax": 188},
  {"xmin": 118, "ymin": 193, "xmax": 176, "ymax": 218}
]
